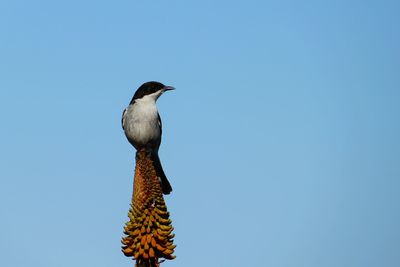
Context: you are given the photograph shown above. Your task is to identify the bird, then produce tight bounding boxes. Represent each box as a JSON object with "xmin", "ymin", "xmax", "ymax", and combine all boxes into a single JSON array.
[{"xmin": 122, "ymin": 81, "xmax": 174, "ymax": 195}]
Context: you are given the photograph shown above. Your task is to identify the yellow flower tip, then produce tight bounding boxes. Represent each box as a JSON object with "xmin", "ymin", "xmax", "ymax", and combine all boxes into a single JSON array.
[{"xmin": 121, "ymin": 150, "xmax": 176, "ymax": 266}]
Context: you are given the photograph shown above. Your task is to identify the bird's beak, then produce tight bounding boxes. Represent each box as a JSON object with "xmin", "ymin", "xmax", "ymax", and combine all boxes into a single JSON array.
[{"xmin": 163, "ymin": 86, "xmax": 175, "ymax": 92}]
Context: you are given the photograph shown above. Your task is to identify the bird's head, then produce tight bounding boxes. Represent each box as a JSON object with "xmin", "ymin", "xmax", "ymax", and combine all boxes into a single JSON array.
[{"xmin": 130, "ymin": 81, "xmax": 175, "ymax": 104}]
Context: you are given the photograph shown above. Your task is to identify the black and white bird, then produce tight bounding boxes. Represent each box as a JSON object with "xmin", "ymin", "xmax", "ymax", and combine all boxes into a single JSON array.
[{"xmin": 122, "ymin": 81, "xmax": 174, "ymax": 194}]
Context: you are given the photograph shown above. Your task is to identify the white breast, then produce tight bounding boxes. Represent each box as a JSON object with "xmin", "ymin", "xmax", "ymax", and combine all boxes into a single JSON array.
[{"xmin": 123, "ymin": 97, "xmax": 161, "ymax": 147}]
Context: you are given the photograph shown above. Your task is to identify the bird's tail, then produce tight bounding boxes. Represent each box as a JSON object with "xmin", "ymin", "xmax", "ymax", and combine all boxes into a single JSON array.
[
  {"xmin": 137, "ymin": 150, "xmax": 172, "ymax": 195},
  {"xmin": 153, "ymin": 152, "xmax": 173, "ymax": 195}
]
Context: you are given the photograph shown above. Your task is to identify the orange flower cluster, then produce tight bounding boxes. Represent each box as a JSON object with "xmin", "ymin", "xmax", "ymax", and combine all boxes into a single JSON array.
[{"xmin": 122, "ymin": 150, "xmax": 175, "ymax": 267}]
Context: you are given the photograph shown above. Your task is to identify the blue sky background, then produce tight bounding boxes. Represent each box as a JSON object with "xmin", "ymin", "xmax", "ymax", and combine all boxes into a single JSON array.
[{"xmin": 1, "ymin": 1, "xmax": 399, "ymax": 266}]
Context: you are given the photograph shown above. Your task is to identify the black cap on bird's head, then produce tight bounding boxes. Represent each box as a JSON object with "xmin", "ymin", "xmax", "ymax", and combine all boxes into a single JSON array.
[{"xmin": 130, "ymin": 81, "xmax": 175, "ymax": 104}]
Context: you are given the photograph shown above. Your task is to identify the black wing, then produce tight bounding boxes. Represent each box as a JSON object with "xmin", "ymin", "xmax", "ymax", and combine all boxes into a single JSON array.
[
  {"xmin": 156, "ymin": 112, "xmax": 162, "ymax": 148},
  {"xmin": 121, "ymin": 108, "xmax": 126, "ymax": 130},
  {"xmin": 157, "ymin": 112, "xmax": 162, "ymax": 136}
]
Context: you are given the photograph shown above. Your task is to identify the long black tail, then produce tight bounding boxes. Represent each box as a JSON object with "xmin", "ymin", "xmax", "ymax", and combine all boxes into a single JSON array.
[{"xmin": 151, "ymin": 152, "xmax": 173, "ymax": 195}]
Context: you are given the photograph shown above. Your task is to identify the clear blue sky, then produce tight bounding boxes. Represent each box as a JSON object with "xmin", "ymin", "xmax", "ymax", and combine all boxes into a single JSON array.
[{"xmin": 1, "ymin": 1, "xmax": 399, "ymax": 266}]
